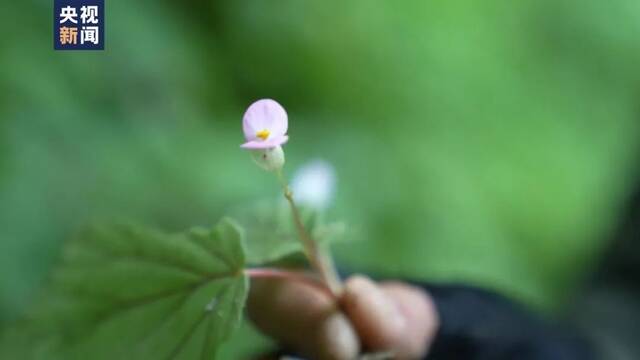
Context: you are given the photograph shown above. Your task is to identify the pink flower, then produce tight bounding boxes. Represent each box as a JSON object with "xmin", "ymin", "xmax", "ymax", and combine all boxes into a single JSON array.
[{"xmin": 241, "ymin": 99, "xmax": 289, "ymax": 149}]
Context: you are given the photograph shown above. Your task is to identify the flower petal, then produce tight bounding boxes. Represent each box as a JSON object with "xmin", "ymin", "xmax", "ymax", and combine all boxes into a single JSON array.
[
  {"xmin": 240, "ymin": 135, "xmax": 289, "ymax": 149},
  {"xmin": 242, "ymin": 99, "xmax": 288, "ymax": 141}
]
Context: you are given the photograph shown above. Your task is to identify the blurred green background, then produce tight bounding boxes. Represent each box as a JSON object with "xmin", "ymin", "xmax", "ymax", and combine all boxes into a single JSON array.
[{"xmin": 1, "ymin": 0, "xmax": 639, "ymax": 356}]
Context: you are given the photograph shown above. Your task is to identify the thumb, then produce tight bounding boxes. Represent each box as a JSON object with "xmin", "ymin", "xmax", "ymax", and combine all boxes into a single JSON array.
[
  {"xmin": 342, "ymin": 275, "xmax": 405, "ymax": 351},
  {"xmin": 342, "ymin": 276, "xmax": 439, "ymax": 359},
  {"xmin": 247, "ymin": 276, "xmax": 360, "ymax": 360}
]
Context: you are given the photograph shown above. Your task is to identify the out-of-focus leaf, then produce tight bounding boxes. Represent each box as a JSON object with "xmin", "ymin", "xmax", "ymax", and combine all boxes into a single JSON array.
[
  {"xmin": 313, "ymin": 221, "xmax": 347, "ymax": 245},
  {"xmin": 1, "ymin": 218, "xmax": 248, "ymax": 360},
  {"xmin": 232, "ymin": 198, "xmax": 347, "ymax": 265}
]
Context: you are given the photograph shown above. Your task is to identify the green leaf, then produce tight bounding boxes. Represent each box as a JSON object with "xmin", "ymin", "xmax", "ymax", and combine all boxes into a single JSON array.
[
  {"xmin": 232, "ymin": 198, "xmax": 347, "ymax": 265},
  {"xmin": 5, "ymin": 218, "xmax": 248, "ymax": 360}
]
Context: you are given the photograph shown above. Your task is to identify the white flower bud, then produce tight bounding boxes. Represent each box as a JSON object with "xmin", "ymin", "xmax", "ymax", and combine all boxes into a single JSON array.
[{"xmin": 250, "ymin": 146, "xmax": 285, "ymax": 172}]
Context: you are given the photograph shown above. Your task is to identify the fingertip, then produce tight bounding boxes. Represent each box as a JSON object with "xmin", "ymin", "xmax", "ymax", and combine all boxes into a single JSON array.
[
  {"xmin": 344, "ymin": 275, "xmax": 375, "ymax": 296},
  {"xmin": 342, "ymin": 275, "xmax": 405, "ymax": 350},
  {"xmin": 315, "ymin": 312, "xmax": 361, "ymax": 360},
  {"xmin": 380, "ymin": 282, "xmax": 440, "ymax": 358}
]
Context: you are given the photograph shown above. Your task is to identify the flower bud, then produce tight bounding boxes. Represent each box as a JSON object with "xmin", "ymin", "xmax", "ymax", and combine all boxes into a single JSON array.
[{"xmin": 250, "ymin": 146, "xmax": 285, "ymax": 172}]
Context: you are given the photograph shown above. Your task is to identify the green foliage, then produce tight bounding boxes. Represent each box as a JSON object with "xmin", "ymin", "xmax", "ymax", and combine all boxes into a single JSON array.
[
  {"xmin": 232, "ymin": 198, "xmax": 346, "ymax": 265},
  {"xmin": 2, "ymin": 219, "xmax": 248, "ymax": 360},
  {"xmin": 2, "ymin": 2, "xmax": 640, "ymax": 353}
]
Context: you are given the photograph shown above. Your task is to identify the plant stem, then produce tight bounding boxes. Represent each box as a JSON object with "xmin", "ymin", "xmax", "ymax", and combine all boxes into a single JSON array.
[
  {"xmin": 276, "ymin": 170, "xmax": 343, "ymax": 296},
  {"xmin": 244, "ymin": 267, "xmax": 336, "ymax": 300}
]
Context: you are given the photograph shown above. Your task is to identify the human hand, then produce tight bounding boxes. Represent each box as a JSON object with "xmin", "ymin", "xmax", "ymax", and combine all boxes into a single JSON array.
[{"xmin": 247, "ymin": 274, "xmax": 439, "ymax": 360}]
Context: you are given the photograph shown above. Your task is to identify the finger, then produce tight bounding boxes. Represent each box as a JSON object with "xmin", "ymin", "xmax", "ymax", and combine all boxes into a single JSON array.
[
  {"xmin": 380, "ymin": 282, "xmax": 439, "ymax": 359},
  {"xmin": 247, "ymin": 276, "xmax": 360, "ymax": 360},
  {"xmin": 315, "ymin": 311, "xmax": 361, "ymax": 360},
  {"xmin": 341, "ymin": 275, "xmax": 405, "ymax": 351}
]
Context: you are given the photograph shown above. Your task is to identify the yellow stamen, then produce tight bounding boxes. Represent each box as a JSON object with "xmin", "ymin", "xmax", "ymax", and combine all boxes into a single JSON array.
[{"xmin": 256, "ymin": 129, "xmax": 270, "ymax": 140}]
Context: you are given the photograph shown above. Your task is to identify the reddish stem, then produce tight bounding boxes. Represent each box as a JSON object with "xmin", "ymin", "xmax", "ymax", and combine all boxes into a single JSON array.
[{"xmin": 244, "ymin": 267, "xmax": 337, "ymax": 300}]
